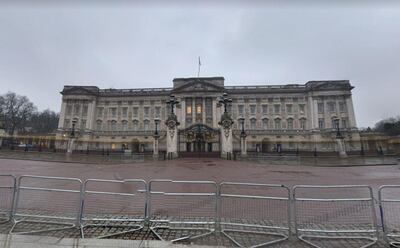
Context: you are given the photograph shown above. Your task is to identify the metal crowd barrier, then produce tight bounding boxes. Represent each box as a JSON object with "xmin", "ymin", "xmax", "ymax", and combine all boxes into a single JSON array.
[
  {"xmin": 293, "ymin": 185, "xmax": 378, "ymax": 248},
  {"xmin": 0, "ymin": 175, "xmax": 16, "ymax": 223},
  {"xmin": 10, "ymin": 175, "xmax": 83, "ymax": 235},
  {"xmin": 148, "ymin": 180, "xmax": 218, "ymax": 242},
  {"xmin": 379, "ymin": 185, "xmax": 400, "ymax": 247},
  {"xmin": 219, "ymin": 182, "xmax": 291, "ymax": 248},
  {"xmin": 80, "ymin": 179, "xmax": 147, "ymax": 238}
]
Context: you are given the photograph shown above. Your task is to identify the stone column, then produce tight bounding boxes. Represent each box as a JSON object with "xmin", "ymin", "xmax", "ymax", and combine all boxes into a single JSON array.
[
  {"xmin": 212, "ymin": 99, "xmax": 217, "ymax": 128},
  {"xmin": 165, "ymin": 114, "xmax": 180, "ymax": 159},
  {"xmin": 346, "ymin": 96, "xmax": 357, "ymax": 128},
  {"xmin": 219, "ymin": 113, "xmax": 234, "ymax": 159},
  {"xmin": 58, "ymin": 100, "xmax": 67, "ymax": 129},
  {"xmin": 86, "ymin": 99, "xmax": 96, "ymax": 131}
]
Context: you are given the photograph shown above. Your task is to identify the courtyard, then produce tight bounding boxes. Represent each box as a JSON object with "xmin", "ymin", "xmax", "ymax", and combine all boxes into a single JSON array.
[{"xmin": 0, "ymin": 156, "xmax": 399, "ymax": 247}]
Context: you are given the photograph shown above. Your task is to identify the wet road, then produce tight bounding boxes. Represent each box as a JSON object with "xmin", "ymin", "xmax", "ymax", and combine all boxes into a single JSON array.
[{"xmin": 0, "ymin": 157, "xmax": 399, "ymax": 188}]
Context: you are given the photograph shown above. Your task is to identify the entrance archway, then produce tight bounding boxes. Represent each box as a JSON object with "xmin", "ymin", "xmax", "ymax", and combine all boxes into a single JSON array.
[{"xmin": 178, "ymin": 124, "xmax": 220, "ymax": 157}]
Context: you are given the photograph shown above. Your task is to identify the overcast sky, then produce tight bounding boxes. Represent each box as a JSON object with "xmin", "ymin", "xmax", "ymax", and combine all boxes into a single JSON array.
[{"xmin": 0, "ymin": 0, "xmax": 399, "ymax": 128}]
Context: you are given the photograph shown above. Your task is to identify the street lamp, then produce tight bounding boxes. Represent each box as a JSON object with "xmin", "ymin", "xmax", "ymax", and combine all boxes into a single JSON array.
[
  {"xmin": 334, "ymin": 118, "xmax": 341, "ymax": 138},
  {"xmin": 218, "ymin": 93, "xmax": 232, "ymax": 114},
  {"xmin": 154, "ymin": 118, "xmax": 160, "ymax": 136},
  {"xmin": 166, "ymin": 95, "xmax": 179, "ymax": 115},
  {"xmin": 238, "ymin": 117, "xmax": 245, "ymax": 136},
  {"xmin": 70, "ymin": 119, "xmax": 77, "ymax": 138}
]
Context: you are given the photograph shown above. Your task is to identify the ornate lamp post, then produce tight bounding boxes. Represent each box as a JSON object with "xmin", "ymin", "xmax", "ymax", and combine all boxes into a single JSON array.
[
  {"xmin": 70, "ymin": 119, "xmax": 77, "ymax": 138},
  {"xmin": 218, "ymin": 92, "xmax": 234, "ymax": 160},
  {"xmin": 153, "ymin": 118, "xmax": 160, "ymax": 159},
  {"xmin": 218, "ymin": 93, "xmax": 232, "ymax": 114},
  {"xmin": 166, "ymin": 95, "xmax": 179, "ymax": 115},
  {"xmin": 165, "ymin": 95, "xmax": 180, "ymax": 159},
  {"xmin": 334, "ymin": 118, "xmax": 341, "ymax": 139}
]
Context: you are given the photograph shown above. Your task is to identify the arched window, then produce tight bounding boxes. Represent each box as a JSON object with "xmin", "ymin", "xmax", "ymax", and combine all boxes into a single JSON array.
[
  {"xmin": 111, "ymin": 120, "xmax": 117, "ymax": 131},
  {"xmin": 250, "ymin": 118, "xmax": 257, "ymax": 130},
  {"xmin": 274, "ymin": 118, "xmax": 281, "ymax": 130},
  {"xmin": 96, "ymin": 120, "xmax": 102, "ymax": 131},
  {"xmin": 121, "ymin": 120, "xmax": 128, "ymax": 131},
  {"xmin": 300, "ymin": 118, "xmax": 307, "ymax": 130},
  {"xmin": 262, "ymin": 118, "xmax": 269, "ymax": 129},
  {"xmin": 132, "ymin": 120, "xmax": 139, "ymax": 131},
  {"xmin": 144, "ymin": 120, "xmax": 150, "ymax": 131},
  {"xmin": 287, "ymin": 118, "xmax": 294, "ymax": 130}
]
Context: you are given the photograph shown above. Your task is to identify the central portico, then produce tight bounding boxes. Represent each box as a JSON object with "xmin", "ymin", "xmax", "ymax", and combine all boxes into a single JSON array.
[{"xmin": 169, "ymin": 77, "xmax": 227, "ymax": 156}]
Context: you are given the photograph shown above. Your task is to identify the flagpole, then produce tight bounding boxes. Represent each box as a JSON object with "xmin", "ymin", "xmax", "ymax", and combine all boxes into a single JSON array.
[{"xmin": 197, "ymin": 56, "xmax": 201, "ymax": 78}]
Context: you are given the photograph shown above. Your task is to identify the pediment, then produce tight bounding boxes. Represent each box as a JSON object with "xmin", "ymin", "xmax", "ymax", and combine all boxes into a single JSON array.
[
  {"xmin": 61, "ymin": 86, "xmax": 99, "ymax": 95},
  {"xmin": 173, "ymin": 80, "xmax": 224, "ymax": 93}
]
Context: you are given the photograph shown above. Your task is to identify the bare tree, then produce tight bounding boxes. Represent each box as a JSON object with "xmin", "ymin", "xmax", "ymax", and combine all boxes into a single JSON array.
[
  {"xmin": 0, "ymin": 92, "xmax": 36, "ymax": 136},
  {"xmin": 28, "ymin": 109, "xmax": 59, "ymax": 134}
]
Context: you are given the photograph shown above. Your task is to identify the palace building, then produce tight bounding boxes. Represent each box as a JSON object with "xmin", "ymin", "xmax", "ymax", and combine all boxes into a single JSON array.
[{"xmin": 55, "ymin": 76, "xmax": 362, "ymax": 156}]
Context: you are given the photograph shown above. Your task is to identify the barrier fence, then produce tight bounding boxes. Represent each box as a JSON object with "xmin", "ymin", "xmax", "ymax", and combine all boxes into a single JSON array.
[
  {"xmin": 80, "ymin": 179, "xmax": 147, "ymax": 238},
  {"xmin": 9, "ymin": 175, "xmax": 83, "ymax": 235},
  {"xmin": 0, "ymin": 175, "xmax": 16, "ymax": 223},
  {"xmin": 219, "ymin": 182, "xmax": 290, "ymax": 248},
  {"xmin": 148, "ymin": 180, "xmax": 218, "ymax": 242},
  {"xmin": 379, "ymin": 185, "xmax": 400, "ymax": 247},
  {"xmin": 0, "ymin": 174, "xmax": 399, "ymax": 247},
  {"xmin": 293, "ymin": 185, "xmax": 378, "ymax": 248}
]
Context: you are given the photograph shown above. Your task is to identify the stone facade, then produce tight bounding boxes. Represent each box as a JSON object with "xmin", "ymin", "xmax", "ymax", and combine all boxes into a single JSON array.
[{"xmin": 55, "ymin": 77, "xmax": 362, "ymax": 155}]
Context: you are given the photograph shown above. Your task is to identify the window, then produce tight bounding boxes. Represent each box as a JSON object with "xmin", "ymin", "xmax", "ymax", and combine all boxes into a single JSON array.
[
  {"xmin": 318, "ymin": 103, "xmax": 324, "ymax": 114},
  {"xmin": 144, "ymin": 107, "xmax": 150, "ymax": 118},
  {"xmin": 132, "ymin": 107, "xmax": 138, "ymax": 118},
  {"xmin": 332, "ymin": 119, "xmax": 339, "ymax": 129},
  {"xmin": 111, "ymin": 120, "xmax": 117, "ymax": 131},
  {"xmin": 262, "ymin": 118, "xmax": 269, "ymax": 129},
  {"xmin": 122, "ymin": 107, "xmax": 128, "ymax": 118},
  {"xmin": 82, "ymin": 105, "xmax": 88, "ymax": 116},
  {"xmin": 80, "ymin": 119, "xmax": 86, "ymax": 130},
  {"xmin": 339, "ymin": 102, "xmax": 347, "ymax": 112},
  {"xmin": 96, "ymin": 120, "xmax": 102, "ymax": 131},
  {"xmin": 155, "ymin": 106, "xmax": 161, "ymax": 118},
  {"xmin": 122, "ymin": 120, "xmax": 128, "ymax": 131},
  {"xmin": 318, "ymin": 118, "xmax": 325, "ymax": 129},
  {"xmin": 186, "ymin": 105, "xmax": 192, "ymax": 115},
  {"xmin": 342, "ymin": 118, "xmax": 348, "ymax": 128},
  {"xmin": 274, "ymin": 119, "xmax": 281, "ymax": 129},
  {"xmin": 144, "ymin": 120, "xmax": 150, "ymax": 131},
  {"xmin": 196, "ymin": 105, "xmax": 202, "ymax": 114},
  {"xmin": 250, "ymin": 105, "xmax": 256, "ymax": 115},
  {"xmin": 74, "ymin": 105, "xmax": 80, "ymax": 115},
  {"xmin": 66, "ymin": 105, "xmax": 72, "ymax": 115},
  {"xmin": 132, "ymin": 120, "xmax": 139, "ymax": 131},
  {"xmin": 64, "ymin": 119, "xmax": 70, "ymax": 128},
  {"xmin": 300, "ymin": 118, "xmax": 306, "ymax": 130},
  {"xmin": 287, "ymin": 118, "xmax": 293, "ymax": 129},
  {"xmin": 238, "ymin": 105, "xmax": 244, "ymax": 116},
  {"xmin": 250, "ymin": 118, "xmax": 257, "ymax": 129},
  {"xmin": 286, "ymin": 104, "xmax": 293, "ymax": 114},
  {"xmin": 205, "ymin": 98, "xmax": 212, "ymax": 117},
  {"xmin": 110, "ymin": 108, "xmax": 117, "ymax": 118},
  {"xmin": 96, "ymin": 107, "xmax": 103, "ymax": 117},
  {"xmin": 262, "ymin": 105, "xmax": 268, "ymax": 114},
  {"xmin": 274, "ymin": 105, "xmax": 281, "ymax": 114},
  {"xmin": 328, "ymin": 102, "xmax": 336, "ymax": 112},
  {"xmin": 299, "ymin": 104, "xmax": 305, "ymax": 114}
]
